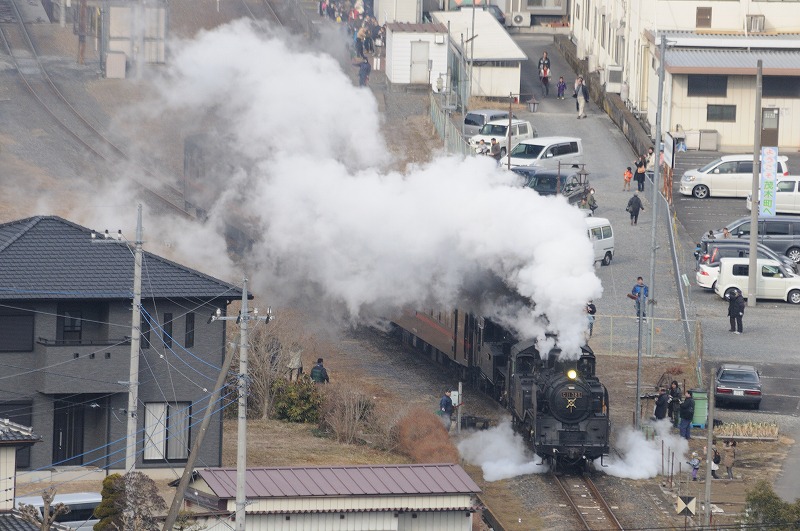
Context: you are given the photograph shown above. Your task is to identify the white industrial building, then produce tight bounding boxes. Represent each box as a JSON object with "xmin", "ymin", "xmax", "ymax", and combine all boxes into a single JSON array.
[
  {"xmin": 385, "ymin": 22, "xmax": 450, "ymax": 89},
  {"xmin": 179, "ymin": 464, "xmax": 482, "ymax": 531},
  {"xmin": 432, "ymin": 10, "xmax": 527, "ymax": 98},
  {"xmin": 569, "ymin": 0, "xmax": 800, "ymax": 151}
]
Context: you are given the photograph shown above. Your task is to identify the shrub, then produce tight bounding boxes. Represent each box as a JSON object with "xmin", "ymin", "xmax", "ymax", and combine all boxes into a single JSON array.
[
  {"xmin": 396, "ymin": 407, "xmax": 458, "ymax": 463},
  {"xmin": 271, "ymin": 377, "xmax": 322, "ymax": 423},
  {"xmin": 320, "ymin": 383, "xmax": 375, "ymax": 444},
  {"xmin": 745, "ymin": 480, "xmax": 800, "ymax": 530}
]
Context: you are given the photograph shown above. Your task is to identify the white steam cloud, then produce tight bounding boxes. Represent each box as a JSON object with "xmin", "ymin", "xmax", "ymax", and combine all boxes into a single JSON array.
[
  {"xmin": 604, "ymin": 420, "xmax": 689, "ymax": 479},
  {"xmin": 136, "ymin": 20, "xmax": 602, "ymax": 354},
  {"xmin": 457, "ymin": 420, "xmax": 547, "ymax": 481}
]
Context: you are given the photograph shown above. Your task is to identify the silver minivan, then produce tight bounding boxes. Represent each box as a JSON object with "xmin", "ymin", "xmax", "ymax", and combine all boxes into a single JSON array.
[
  {"xmin": 469, "ymin": 119, "xmax": 536, "ymax": 156},
  {"xmin": 463, "ymin": 109, "xmax": 516, "ymax": 138},
  {"xmin": 507, "ymin": 136, "xmax": 583, "ymax": 169},
  {"xmin": 679, "ymin": 154, "xmax": 789, "ymax": 198}
]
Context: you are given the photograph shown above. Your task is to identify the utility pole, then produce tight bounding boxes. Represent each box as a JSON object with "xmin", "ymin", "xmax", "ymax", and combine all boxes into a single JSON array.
[
  {"xmin": 211, "ymin": 279, "xmax": 272, "ymax": 531},
  {"xmin": 647, "ymin": 35, "xmax": 666, "ymax": 359},
  {"xmin": 126, "ymin": 205, "xmax": 143, "ymax": 473},
  {"xmin": 747, "ymin": 60, "xmax": 763, "ymax": 308},
  {"xmin": 704, "ymin": 369, "xmax": 716, "ymax": 527}
]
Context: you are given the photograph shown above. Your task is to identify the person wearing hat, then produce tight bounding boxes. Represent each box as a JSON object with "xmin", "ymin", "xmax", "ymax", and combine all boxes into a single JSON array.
[
  {"xmin": 688, "ymin": 451, "xmax": 701, "ymax": 481},
  {"xmin": 310, "ymin": 358, "xmax": 329, "ymax": 384},
  {"xmin": 727, "ymin": 288, "xmax": 745, "ymax": 334}
]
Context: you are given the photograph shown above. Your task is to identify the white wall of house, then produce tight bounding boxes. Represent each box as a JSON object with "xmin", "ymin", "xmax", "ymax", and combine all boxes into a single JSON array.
[
  {"xmin": 376, "ymin": 0, "xmax": 420, "ymax": 24},
  {"xmin": 0, "ymin": 447, "xmax": 14, "ymax": 511},
  {"xmin": 386, "ymin": 31, "xmax": 449, "ymax": 87},
  {"xmin": 471, "ymin": 65, "xmax": 522, "ymax": 98}
]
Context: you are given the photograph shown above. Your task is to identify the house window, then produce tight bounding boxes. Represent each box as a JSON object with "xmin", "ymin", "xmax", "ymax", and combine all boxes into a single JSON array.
[
  {"xmin": 185, "ymin": 313, "xmax": 195, "ymax": 348},
  {"xmin": 163, "ymin": 313, "xmax": 173, "ymax": 348},
  {"xmin": 0, "ymin": 313, "xmax": 34, "ymax": 352},
  {"xmin": 696, "ymin": 7, "xmax": 711, "ymax": 28},
  {"xmin": 763, "ymin": 76, "xmax": 800, "ymax": 98},
  {"xmin": 59, "ymin": 311, "xmax": 82, "ymax": 342},
  {"xmin": 141, "ymin": 316, "xmax": 150, "ymax": 349},
  {"xmin": 707, "ymin": 104, "xmax": 736, "ymax": 122},
  {"xmin": 143, "ymin": 402, "xmax": 190, "ymax": 461},
  {"xmin": 688, "ymin": 75, "xmax": 728, "ymax": 97}
]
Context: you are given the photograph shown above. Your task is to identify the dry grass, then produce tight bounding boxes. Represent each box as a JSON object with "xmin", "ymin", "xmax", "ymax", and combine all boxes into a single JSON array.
[{"xmin": 396, "ymin": 407, "xmax": 458, "ymax": 463}]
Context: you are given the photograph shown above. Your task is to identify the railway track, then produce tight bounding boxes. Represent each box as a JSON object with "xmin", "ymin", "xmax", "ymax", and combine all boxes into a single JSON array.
[
  {"xmin": 0, "ymin": 0, "xmax": 189, "ymax": 218},
  {"xmin": 552, "ymin": 473, "xmax": 624, "ymax": 531}
]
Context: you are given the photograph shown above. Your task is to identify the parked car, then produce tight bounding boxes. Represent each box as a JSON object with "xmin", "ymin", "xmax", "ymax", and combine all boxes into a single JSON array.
[
  {"xmin": 714, "ymin": 363, "xmax": 762, "ymax": 409},
  {"xmin": 513, "ymin": 168, "xmax": 591, "ymax": 205},
  {"xmin": 746, "ymin": 176, "xmax": 800, "ymax": 214},
  {"xmin": 702, "ymin": 215, "xmax": 800, "ymax": 263},
  {"xmin": 507, "ymin": 136, "xmax": 584, "ymax": 169},
  {"xmin": 695, "ymin": 241, "xmax": 797, "ymax": 290},
  {"xmin": 463, "ymin": 109, "xmax": 516, "ymax": 138},
  {"xmin": 714, "ymin": 257, "xmax": 800, "ymax": 304},
  {"xmin": 469, "ymin": 119, "xmax": 536, "ymax": 157},
  {"xmin": 679, "ymin": 154, "xmax": 789, "ymax": 198}
]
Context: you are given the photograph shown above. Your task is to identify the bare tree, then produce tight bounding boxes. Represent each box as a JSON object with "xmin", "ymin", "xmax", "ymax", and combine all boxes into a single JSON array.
[
  {"xmin": 17, "ymin": 487, "xmax": 69, "ymax": 531},
  {"xmin": 93, "ymin": 472, "xmax": 166, "ymax": 531}
]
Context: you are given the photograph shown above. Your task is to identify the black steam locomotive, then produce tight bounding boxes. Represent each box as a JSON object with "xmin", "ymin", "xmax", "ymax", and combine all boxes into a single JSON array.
[{"xmin": 392, "ymin": 309, "xmax": 610, "ymax": 468}]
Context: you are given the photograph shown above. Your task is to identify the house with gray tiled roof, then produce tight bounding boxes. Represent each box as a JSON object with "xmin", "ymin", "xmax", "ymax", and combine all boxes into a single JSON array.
[{"xmin": 0, "ymin": 216, "xmax": 241, "ymax": 472}]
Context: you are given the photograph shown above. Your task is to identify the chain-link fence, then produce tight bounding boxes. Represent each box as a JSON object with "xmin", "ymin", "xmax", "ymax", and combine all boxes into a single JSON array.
[
  {"xmin": 429, "ymin": 93, "xmax": 473, "ymax": 157},
  {"xmin": 588, "ymin": 314, "xmax": 698, "ymax": 359}
]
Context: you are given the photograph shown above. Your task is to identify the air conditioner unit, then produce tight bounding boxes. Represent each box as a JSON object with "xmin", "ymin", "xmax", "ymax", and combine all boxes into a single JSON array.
[
  {"xmin": 511, "ymin": 12, "xmax": 531, "ymax": 27},
  {"xmin": 747, "ymin": 14, "xmax": 765, "ymax": 33},
  {"xmin": 606, "ymin": 65, "xmax": 623, "ymax": 93}
]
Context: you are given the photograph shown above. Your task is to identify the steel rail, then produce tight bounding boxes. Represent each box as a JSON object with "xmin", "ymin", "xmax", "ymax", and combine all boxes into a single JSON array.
[{"xmin": 552, "ymin": 473, "xmax": 624, "ymax": 531}]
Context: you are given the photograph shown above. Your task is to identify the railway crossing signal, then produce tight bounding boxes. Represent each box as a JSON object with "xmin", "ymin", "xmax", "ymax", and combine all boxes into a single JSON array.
[{"xmin": 676, "ymin": 495, "xmax": 696, "ymax": 516}]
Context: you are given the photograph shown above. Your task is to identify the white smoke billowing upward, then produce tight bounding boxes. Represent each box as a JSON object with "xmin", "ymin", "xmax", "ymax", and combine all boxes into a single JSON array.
[
  {"xmin": 146, "ymin": 20, "xmax": 602, "ymax": 355},
  {"xmin": 458, "ymin": 420, "xmax": 548, "ymax": 481},
  {"xmin": 604, "ymin": 420, "xmax": 690, "ymax": 479}
]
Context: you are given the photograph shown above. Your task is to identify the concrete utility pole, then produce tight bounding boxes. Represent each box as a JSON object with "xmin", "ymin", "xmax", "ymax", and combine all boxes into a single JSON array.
[
  {"xmin": 647, "ymin": 34, "xmax": 666, "ymax": 359},
  {"xmin": 704, "ymin": 370, "xmax": 716, "ymax": 527},
  {"xmin": 126, "ymin": 204, "xmax": 143, "ymax": 473},
  {"xmin": 211, "ymin": 279, "xmax": 272, "ymax": 531},
  {"xmin": 747, "ymin": 60, "xmax": 763, "ymax": 308}
]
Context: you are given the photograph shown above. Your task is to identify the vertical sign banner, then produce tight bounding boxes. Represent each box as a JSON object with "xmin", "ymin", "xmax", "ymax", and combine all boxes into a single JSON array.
[
  {"xmin": 760, "ymin": 146, "xmax": 779, "ymax": 217},
  {"xmin": 663, "ymin": 132, "xmax": 675, "ymax": 168}
]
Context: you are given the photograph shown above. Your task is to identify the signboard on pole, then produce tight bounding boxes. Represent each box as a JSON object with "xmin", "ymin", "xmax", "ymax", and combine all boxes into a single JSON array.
[
  {"xmin": 676, "ymin": 495, "xmax": 696, "ymax": 516},
  {"xmin": 663, "ymin": 132, "xmax": 675, "ymax": 168},
  {"xmin": 759, "ymin": 146, "xmax": 779, "ymax": 217}
]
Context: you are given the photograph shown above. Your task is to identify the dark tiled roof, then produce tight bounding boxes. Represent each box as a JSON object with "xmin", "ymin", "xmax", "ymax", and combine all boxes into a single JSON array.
[
  {"xmin": 195, "ymin": 464, "xmax": 481, "ymax": 499},
  {"xmin": 0, "ymin": 515, "xmax": 39, "ymax": 531},
  {"xmin": 0, "ymin": 419, "xmax": 40, "ymax": 446},
  {"xmin": 0, "ymin": 217, "xmax": 241, "ymax": 301}
]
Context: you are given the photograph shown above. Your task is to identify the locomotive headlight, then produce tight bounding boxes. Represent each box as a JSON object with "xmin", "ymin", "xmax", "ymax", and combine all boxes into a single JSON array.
[{"xmin": 567, "ymin": 369, "xmax": 577, "ymax": 380}]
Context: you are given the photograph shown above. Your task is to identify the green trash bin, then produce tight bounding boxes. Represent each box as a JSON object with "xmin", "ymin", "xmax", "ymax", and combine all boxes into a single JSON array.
[{"xmin": 690, "ymin": 389, "xmax": 708, "ymax": 429}]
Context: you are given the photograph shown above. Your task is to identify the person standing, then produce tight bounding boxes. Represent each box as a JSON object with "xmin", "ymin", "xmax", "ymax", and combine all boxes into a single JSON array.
[
  {"xmin": 634, "ymin": 155, "xmax": 647, "ymax": 191},
  {"xmin": 728, "ymin": 288, "xmax": 745, "ymax": 334},
  {"xmin": 654, "ymin": 388, "xmax": 669, "ymax": 420},
  {"xmin": 627, "ymin": 192, "xmax": 644, "ymax": 225},
  {"xmin": 310, "ymin": 358, "xmax": 330, "ymax": 384},
  {"xmin": 688, "ymin": 452, "xmax": 701, "ymax": 481},
  {"xmin": 679, "ymin": 390, "xmax": 695, "ymax": 440},
  {"xmin": 586, "ymin": 300, "xmax": 596, "ymax": 338},
  {"xmin": 490, "ymin": 138, "xmax": 502, "ymax": 163},
  {"xmin": 645, "ymin": 146, "xmax": 656, "ymax": 180},
  {"xmin": 723, "ymin": 440, "xmax": 737, "ymax": 479},
  {"xmin": 540, "ymin": 65, "xmax": 550, "ymax": 97},
  {"xmin": 630, "ymin": 276, "xmax": 648, "ymax": 319},
  {"xmin": 623, "ymin": 167, "xmax": 633, "ymax": 191},
  {"xmin": 537, "ymin": 51, "xmax": 551, "ymax": 79},
  {"xmin": 556, "ymin": 76, "xmax": 567, "ymax": 99},
  {"xmin": 358, "ymin": 57, "xmax": 371, "ymax": 86},
  {"xmin": 439, "ymin": 390, "xmax": 455, "ymax": 431},
  {"xmin": 574, "ymin": 77, "xmax": 589, "ymax": 118},
  {"xmin": 668, "ymin": 380, "xmax": 682, "ymax": 427}
]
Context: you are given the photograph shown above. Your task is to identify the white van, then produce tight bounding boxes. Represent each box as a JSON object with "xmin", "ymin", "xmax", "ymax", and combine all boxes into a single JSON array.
[
  {"xmin": 15, "ymin": 492, "xmax": 101, "ymax": 530},
  {"xmin": 508, "ymin": 136, "xmax": 583, "ymax": 169},
  {"xmin": 746, "ymin": 176, "xmax": 800, "ymax": 214},
  {"xmin": 714, "ymin": 257, "xmax": 800, "ymax": 304},
  {"xmin": 468, "ymin": 119, "xmax": 536, "ymax": 156},
  {"xmin": 586, "ymin": 217, "xmax": 614, "ymax": 266},
  {"xmin": 463, "ymin": 109, "xmax": 516, "ymax": 138},
  {"xmin": 679, "ymin": 154, "xmax": 789, "ymax": 198}
]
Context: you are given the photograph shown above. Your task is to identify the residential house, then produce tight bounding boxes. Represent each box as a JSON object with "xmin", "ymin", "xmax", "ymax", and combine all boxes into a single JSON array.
[
  {"xmin": 0, "ymin": 216, "xmax": 241, "ymax": 472},
  {"xmin": 0, "ymin": 420, "xmax": 41, "ymax": 531},
  {"xmin": 569, "ymin": 0, "xmax": 800, "ymax": 150},
  {"xmin": 177, "ymin": 464, "xmax": 482, "ymax": 531}
]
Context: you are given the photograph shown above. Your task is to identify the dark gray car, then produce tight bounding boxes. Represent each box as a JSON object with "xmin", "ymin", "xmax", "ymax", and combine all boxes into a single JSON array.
[
  {"xmin": 513, "ymin": 168, "xmax": 590, "ymax": 205},
  {"xmin": 703, "ymin": 215, "xmax": 800, "ymax": 263},
  {"xmin": 715, "ymin": 364, "xmax": 762, "ymax": 409}
]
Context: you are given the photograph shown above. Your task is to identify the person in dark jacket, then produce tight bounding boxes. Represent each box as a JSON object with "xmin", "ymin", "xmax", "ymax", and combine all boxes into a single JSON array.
[
  {"xmin": 654, "ymin": 387, "xmax": 669, "ymax": 420},
  {"xmin": 439, "ymin": 390, "xmax": 455, "ymax": 431},
  {"xmin": 310, "ymin": 358, "xmax": 329, "ymax": 383},
  {"xmin": 668, "ymin": 380, "xmax": 682, "ymax": 427},
  {"xmin": 357, "ymin": 57, "xmax": 371, "ymax": 86},
  {"xmin": 679, "ymin": 390, "xmax": 695, "ymax": 440},
  {"xmin": 627, "ymin": 192, "xmax": 644, "ymax": 225},
  {"xmin": 727, "ymin": 288, "xmax": 745, "ymax": 334}
]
